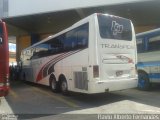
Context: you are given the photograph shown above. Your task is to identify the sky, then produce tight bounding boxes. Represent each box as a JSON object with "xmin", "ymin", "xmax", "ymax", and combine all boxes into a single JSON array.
[{"xmin": 9, "ymin": 43, "xmax": 16, "ymax": 52}]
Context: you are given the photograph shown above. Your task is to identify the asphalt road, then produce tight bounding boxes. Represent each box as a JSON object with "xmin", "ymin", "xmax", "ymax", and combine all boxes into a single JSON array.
[{"xmin": 1, "ymin": 81, "xmax": 160, "ymax": 120}]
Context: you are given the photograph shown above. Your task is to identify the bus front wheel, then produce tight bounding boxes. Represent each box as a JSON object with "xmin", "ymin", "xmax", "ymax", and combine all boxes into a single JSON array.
[
  {"xmin": 50, "ymin": 75, "xmax": 59, "ymax": 92},
  {"xmin": 138, "ymin": 71, "xmax": 150, "ymax": 90}
]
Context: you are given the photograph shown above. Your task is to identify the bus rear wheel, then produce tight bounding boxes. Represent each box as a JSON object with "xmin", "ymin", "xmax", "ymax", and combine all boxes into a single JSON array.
[
  {"xmin": 138, "ymin": 71, "xmax": 150, "ymax": 90},
  {"xmin": 60, "ymin": 79, "xmax": 68, "ymax": 95}
]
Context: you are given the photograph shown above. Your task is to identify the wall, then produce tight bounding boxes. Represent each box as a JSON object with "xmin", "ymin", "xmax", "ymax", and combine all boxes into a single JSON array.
[
  {"xmin": 135, "ymin": 26, "xmax": 156, "ymax": 33},
  {"xmin": 16, "ymin": 36, "xmax": 31, "ymax": 61}
]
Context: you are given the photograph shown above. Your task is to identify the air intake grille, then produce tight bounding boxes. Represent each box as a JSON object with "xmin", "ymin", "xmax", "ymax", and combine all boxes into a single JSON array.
[{"xmin": 74, "ymin": 72, "xmax": 88, "ymax": 90}]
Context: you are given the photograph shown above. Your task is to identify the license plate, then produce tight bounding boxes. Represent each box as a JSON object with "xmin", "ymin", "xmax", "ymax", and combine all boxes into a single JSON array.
[{"xmin": 116, "ymin": 71, "xmax": 123, "ymax": 77}]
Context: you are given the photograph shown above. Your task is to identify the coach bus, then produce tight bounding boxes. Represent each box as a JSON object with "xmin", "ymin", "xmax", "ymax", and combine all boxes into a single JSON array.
[
  {"xmin": 20, "ymin": 13, "xmax": 137, "ymax": 94},
  {"xmin": 0, "ymin": 20, "xmax": 9, "ymax": 96},
  {"xmin": 137, "ymin": 28, "xmax": 160, "ymax": 90}
]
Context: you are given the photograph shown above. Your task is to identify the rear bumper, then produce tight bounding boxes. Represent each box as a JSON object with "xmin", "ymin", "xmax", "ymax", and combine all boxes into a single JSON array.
[
  {"xmin": 0, "ymin": 86, "xmax": 9, "ymax": 97},
  {"xmin": 88, "ymin": 78, "xmax": 137, "ymax": 94}
]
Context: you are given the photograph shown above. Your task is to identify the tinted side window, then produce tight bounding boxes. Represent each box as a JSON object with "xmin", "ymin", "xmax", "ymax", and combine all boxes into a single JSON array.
[
  {"xmin": 148, "ymin": 39, "xmax": 160, "ymax": 52},
  {"xmin": 64, "ymin": 29, "xmax": 77, "ymax": 51},
  {"xmin": 62, "ymin": 23, "xmax": 89, "ymax": 51},
  {"xmin": 32, "ymin": 43, "xmax": 49, "ymax": 59},
  {"xmin": 77, "ymin": 23, "xmax": 89, "ymax": 48},
  {"xmin": 31, "ymin": 23, "xmax": 89, "ymax": 59},
  {"xmin": 48, "ymin": 35, "xmax": 64, "ymax": 55},
  {"xmin": 137, "ymin": 39, "xmax": 145, "ymax": 53}
]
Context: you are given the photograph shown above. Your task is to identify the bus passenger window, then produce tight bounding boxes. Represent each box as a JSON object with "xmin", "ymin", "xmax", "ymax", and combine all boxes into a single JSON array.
[
  {"xmin": 77, "ymin": 23, "xmax": 89, "ymax": 48},
  {"xmin": 137, "ymin": 39, "xmax": 145, "ymax": 53},
  {"xmin": 148, "ymin": 37, "xmax": 160, "ymax": 52},
  {"xmin": 64, "ymin": 29, "xmax": 77, "ymax": 51}
]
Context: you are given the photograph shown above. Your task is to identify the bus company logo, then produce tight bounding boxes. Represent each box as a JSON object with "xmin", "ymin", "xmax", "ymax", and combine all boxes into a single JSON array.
[
  {"xmin": 101, "ymin": 43, "xmax": 134, "ymax": 49},
  {"xmin": 111, "ymin": 21, "xmax": 123, "ymax": 35}
]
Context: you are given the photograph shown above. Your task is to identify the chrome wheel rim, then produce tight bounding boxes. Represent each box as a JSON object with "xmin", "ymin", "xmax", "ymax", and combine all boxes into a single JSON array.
[
  {"xmin": 51, "ymin": 80, "xmax": 56, "ymax": 90},
  {"xmin": 61, "ymin": 81, "xmax": 67, "ymax": 91}
]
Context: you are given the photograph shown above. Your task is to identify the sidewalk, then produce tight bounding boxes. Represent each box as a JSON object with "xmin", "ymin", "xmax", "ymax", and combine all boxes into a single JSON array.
[{"xmin": 0, "ymin": 97, "xmax": 18, "ymax": 120}]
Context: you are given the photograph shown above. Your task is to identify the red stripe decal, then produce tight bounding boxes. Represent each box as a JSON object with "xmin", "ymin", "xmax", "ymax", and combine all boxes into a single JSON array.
[
  {"xmin": 36, "ymin": 49, "xmax": 82, "ymax": 82},
  {"xmin": 36, "ymin": 53, "xmax": 66, "ymax": 82}
]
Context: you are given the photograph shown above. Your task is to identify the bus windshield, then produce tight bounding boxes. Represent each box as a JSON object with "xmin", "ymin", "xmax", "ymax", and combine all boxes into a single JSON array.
[{"xmin": 98, "ymin": 14, "xmax": 132, "ymax": 41}]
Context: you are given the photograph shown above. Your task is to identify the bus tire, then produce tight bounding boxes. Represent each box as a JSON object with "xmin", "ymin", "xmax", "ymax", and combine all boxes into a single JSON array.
[
  {"xmin": 60, "ymin": 78, "xmax": 68, "ymax": 95},
  {"xmin": 138, "ymin": 71, "xmax": 150, "ymax": 91},
  {"xmin": 50, "ymin": 75, "xmax": 59, "ymax": 92}
]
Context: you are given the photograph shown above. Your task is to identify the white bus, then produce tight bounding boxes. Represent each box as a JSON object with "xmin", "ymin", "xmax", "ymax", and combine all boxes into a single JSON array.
[
  {"xmin": 136, "ymin": 28, "xmax": 160, "ymax": 90},
  {"xmin": 20, "ymin": 13, "xmax": 137, "ymax": 94}
]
